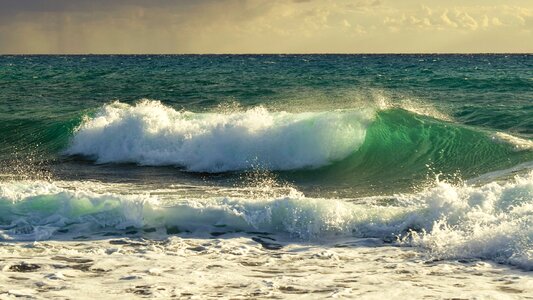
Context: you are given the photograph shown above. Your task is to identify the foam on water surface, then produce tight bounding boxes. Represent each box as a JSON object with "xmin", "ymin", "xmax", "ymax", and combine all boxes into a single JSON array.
[
  {"xmin": 66, "ymin": 100, "xmax": 373, "ymax": 172},
  {"xmin": 1, "ymin": 55, "xmax": 533, "ymax": 298},
  {"xmin": 1, "ymin": 171, "xmax": 532, "ymax": 270},
  {"xmin": 1, "ymin": 237, "xmax": 532, "ymax": 299}
]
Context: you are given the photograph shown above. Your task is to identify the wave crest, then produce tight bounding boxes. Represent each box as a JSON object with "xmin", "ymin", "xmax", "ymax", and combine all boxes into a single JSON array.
[
  {"xmin": 66, "ymin": 100, "xmax": 374, "ymax": 172},
  {"xmin": 1, "ymin": 172, "xmax": 532, "ymax": 269}
]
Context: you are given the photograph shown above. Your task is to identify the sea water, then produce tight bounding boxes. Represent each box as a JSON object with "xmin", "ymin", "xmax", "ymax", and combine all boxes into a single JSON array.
[{"xmin": 0, "ymin": 54, "xmax": 532, "ymax": 298}]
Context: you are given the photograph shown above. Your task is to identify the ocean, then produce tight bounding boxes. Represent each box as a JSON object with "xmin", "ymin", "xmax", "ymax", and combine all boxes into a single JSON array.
[{"xmin": 0, "ymin": 54, "xmax": 532, "ymax": 298}]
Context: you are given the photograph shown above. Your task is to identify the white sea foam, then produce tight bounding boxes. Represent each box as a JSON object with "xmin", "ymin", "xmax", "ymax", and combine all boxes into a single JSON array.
[
  {"xmin": 491, "ymin": 131, "xmax": 533, "ymax": 151},
  {"xmin": 373, "ymin": 92, "xmax": 453, "ymax": 122},
  {"xmin": 0, "ymin": 181, "xmax": 156, "ymax": 240},
  {"xmin": 66, "ymin": 100, "xmax": 374, "ymax": 172},
  {"xmin": 1, "ymin": 172, "xmax": 532, "ymax": 268},
  {"xmin": 403, "ymin": 171, "xmax": 533, "ymax": 270}
]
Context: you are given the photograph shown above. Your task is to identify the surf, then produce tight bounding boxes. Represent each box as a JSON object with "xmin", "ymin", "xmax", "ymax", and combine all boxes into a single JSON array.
[
  {"xmin": 60, "ymin": 100, "xmax": 532, "ymax": 187},
  {"xmin": 1, "ymin": 171, "xmax": 532, "ymax": 270},
  {"xmin": 65, "ymin": 100, "xmax": 374, "ymax": 172}
]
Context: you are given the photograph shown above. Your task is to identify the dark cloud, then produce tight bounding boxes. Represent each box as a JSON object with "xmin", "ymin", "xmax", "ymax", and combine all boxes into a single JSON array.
[{"xmin": 0, "ymin": 0, "xmax": 224, "ymax": 15}]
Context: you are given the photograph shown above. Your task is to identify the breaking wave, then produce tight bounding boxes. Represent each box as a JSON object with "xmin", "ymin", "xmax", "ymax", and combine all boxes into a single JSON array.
[
  {"xmin": 65, "ymin": 100, "xmax": 373, "ymax": 172},
  {"xmin": 64, "ymin": 100, "xmax": 532, "ymax": 178},
  {"xmin": 1, "ymin": 172, "xmax": 532, "ymax": 269}
]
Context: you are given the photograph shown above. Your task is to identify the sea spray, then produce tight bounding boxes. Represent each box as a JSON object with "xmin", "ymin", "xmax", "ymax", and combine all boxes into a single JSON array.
[
  {"xmin": 66, "ymin": 100, "xmax": 374, "ymax": 172},
  {"xmin": 64, "ymin": 101, "xmax": 532, "ymax": 180},
  {"xmin": 1, "ymin": 172, "xmax": 532, "ymax": 269}
]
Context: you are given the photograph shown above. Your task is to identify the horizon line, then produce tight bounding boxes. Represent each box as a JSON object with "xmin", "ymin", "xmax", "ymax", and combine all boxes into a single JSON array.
[{"xmin": 1, "ymin": 52, "xmax": 531, "ymax": 56}]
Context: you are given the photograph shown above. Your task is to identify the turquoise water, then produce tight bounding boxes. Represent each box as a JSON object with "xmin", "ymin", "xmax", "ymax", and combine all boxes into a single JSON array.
[
  {"xmin": 1, "ymin": 55, "xmax": 533, "ymax": 269},
  {"xmin": 1, "ymin": 54, "xmax": 531, "ymax": 195}
]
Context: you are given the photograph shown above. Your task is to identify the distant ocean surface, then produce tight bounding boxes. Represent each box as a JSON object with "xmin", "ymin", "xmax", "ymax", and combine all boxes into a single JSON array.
[{"xmin": 0, "ymin": 54, "xmax": 532, "ymax": 298}]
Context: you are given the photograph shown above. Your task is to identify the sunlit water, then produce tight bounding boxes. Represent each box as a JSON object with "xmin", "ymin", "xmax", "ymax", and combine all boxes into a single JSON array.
[{"xmin": 0, "ymin": 54, "xmax": 532, "ymax": 298}]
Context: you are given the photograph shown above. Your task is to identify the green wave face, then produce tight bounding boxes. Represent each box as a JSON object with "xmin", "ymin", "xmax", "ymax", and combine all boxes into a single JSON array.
[
  {"xmin": 0, "ymin": 114, "xmax": 82, "ymax": 159},
  {"xmin": 289, "ymin": 109, "xmax": 533, "ymax": 194},
  {"xmin": 1, "ymin": 105, "xmax": 531, "ymax": 195}
]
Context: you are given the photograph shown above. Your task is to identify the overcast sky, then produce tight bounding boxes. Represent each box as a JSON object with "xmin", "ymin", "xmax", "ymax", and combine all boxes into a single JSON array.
[{"xmin": 0, "ymin": 0, "xmax": 531, "ymax": 53}]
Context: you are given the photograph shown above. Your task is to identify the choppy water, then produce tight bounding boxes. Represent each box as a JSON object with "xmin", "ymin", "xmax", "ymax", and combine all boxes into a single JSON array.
[{"xmin": 1, "ymin": 54, "xmax": 532, "ymax": 274}]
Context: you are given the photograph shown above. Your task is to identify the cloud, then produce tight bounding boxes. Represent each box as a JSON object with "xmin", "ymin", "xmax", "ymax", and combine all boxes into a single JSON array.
[
  {"xmin": 440, "ymin": 10, "xmax": 459, "ymax": 28},
  {"xmin": 456, "ymin": 11, "xmax": 478, "ymax": 30},
  {"xmin": 492, "ymin": 17, "xmax": 504, "ymax": 26},
  {"xmin": 0, "ymin": 0, "xmax": 531, "ymax": 53},
  {"xmin": 384, "ymin": 5, "xmax": 530, "ymax": 31}
]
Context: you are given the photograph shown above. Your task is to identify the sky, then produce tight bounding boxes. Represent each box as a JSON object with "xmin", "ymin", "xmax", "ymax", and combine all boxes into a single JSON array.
[{"xmin": 0, "ymin": 0, "xmax": 531, "ymax": 53}]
